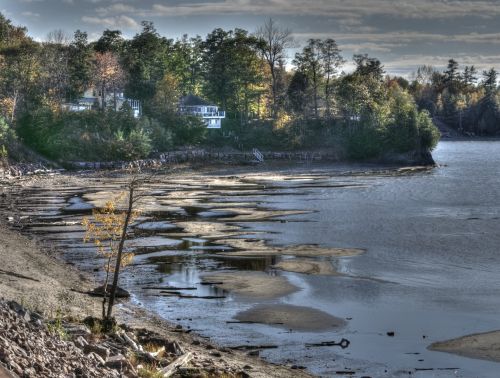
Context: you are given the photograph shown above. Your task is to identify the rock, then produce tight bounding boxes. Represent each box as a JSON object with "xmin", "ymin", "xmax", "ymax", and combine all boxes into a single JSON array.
[
  {"xmin": 7, "ymin": 301, "xmax": 30, "ymax": 321},
  {"xmin": 0, "ymin": 299, "xmax": 118, "ymax": 377},
  {"xmin": 87, "ymin": 352, "xmax": 106, "ymax": 366},
  {"xmin": 65, "ymin": 324, "xmax": 91, "ymax": 336},
  {"xmin": 83, "ymin": 344, "xmax": 110, "ymax": 359},
  {"xmin": 74, "ymin": 336, "xmax": 88, "ymax": 349},
  {"xmin": 89, "ymin": 285, "xmax": 130, "ymax": 298},
  {"xmin": 105, "ymin": 354, "xmax": 127, "ymax": 369}
]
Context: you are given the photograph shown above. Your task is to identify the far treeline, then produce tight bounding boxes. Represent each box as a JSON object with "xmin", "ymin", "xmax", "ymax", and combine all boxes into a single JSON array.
[{"xmin": 2, "ymin": 14, "xmax": 496, "ymax": 164}]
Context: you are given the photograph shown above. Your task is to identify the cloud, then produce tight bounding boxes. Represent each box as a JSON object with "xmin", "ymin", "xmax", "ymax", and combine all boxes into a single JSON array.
[
  {"xmin": 143, "ymin": 0, "xmax": 500, "ymax": 19},
  {"xmin": 382, "ymin": 53, "xmax": 500, "ymax": 76},
  {"xmin": 81, "ymin": 15, "xmax": 140, "ymax": 30},
  {"xmin": 95, "ymin": 3, "xmax": 137, "ymax": 16},
  {"xmin": 83, "ymin": 0, "xmax": 500, "ymax": 19},
  {"xmin": 21, "ymin": 11, "xmax": 40, "ymax": 18},
  {"xmin": 294, "ymin": 31, "xmax": 500, "ymax": 45}
]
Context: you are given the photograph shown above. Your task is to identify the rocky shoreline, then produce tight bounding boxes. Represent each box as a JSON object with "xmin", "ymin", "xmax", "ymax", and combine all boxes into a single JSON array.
[{"xmin": 0, "ymin": 298, "xmax": 267, "ymax": 378}]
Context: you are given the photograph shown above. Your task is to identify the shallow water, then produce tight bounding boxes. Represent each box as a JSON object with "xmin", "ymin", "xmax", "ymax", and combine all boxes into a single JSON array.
[{"xmin": 7, "ymin": 140, "xmax": 500, "ymax": 377}]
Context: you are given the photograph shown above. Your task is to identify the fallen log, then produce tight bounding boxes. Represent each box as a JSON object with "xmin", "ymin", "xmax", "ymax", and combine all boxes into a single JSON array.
[
  {"xmin": 142, "ymin": 286, "xmax": 197, "ymax": 290},
  {"xmin": 161, "ymin": 352, "xmax": 193, "ymax": 377},
  {"xmin": 305, "ymin": 338, "xmax": 350, "ymax": 349}
]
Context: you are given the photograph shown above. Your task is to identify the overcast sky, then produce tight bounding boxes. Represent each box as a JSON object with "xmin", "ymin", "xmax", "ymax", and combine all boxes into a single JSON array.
[{"xmin": 2, "ymin": 0, "xmax": 500, "ymax": 77}]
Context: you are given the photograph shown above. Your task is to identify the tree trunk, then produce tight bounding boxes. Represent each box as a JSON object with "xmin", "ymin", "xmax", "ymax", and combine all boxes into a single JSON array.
[{"xmin": 106, "ymin": 185, "xmax": 134, "ymax": 319}]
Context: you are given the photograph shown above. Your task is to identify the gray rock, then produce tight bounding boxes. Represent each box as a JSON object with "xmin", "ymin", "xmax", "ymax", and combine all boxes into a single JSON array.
[
  {"xmin": 105, "ymin": 354, "xmax": 127, "ymax": 369},
  {"xmin": 84, "ymin": 344, "xmax": 110, "ymax": 359}
]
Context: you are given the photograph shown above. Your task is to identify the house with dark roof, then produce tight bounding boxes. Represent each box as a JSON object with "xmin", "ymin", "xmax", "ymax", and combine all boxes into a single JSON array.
[{"xmin": 179, "ymin": 94, "xmax": 225, "ymax": 129}]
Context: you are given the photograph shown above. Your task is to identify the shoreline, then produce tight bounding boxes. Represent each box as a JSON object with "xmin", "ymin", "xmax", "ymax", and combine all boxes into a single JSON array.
[
  {"xmin": 6, "ymin": 159, "xmax": 497, "ymax": 375},
  {"xmin": 0, "ymin": 169, "xmax": 315, "ymax": 377},
  {"xmin": 0, "ymin": 144, "xmax": 438, "ymax": 180}
]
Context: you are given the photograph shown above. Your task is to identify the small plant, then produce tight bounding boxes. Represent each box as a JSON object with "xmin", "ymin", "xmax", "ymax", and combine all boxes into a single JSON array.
[
  {"xmin": 82, "ymin": 176, "xmax": 146, "ymax": 323},
  {"xmin": 0, "ymin": 145, "xmax": 7, "ymax": 159},
  {"xmin": 47, "ymin": 309, "xmax": 68, "ymax": 340},
  {"xmin": 137, "ymin": 365, "xmax": 164, "ymax": 378}
]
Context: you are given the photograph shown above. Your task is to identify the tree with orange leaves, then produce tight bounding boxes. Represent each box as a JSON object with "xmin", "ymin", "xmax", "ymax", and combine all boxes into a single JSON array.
[
  {"xmin": 92, "ymin": 51, "xmax": 125, "ymax": 111},
  {"xmin": 82, "ymin": 176, "xmax": 143, "ymax": 320}
]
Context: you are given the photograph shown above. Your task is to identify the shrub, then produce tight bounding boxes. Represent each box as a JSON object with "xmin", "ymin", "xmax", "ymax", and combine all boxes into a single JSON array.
[
  {"xmin": 0, "ymin": 116, "xmax": 16, "ymax": 159},
  {"xmin": 172, "ymin": 115, "xmax": 207, "ymax": 146},
  {"xmin": 18, "ymin": 108, "xmax": 154, "ymax": 161}
]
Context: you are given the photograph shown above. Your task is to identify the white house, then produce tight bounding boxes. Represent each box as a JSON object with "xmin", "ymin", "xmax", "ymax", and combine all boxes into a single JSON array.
[
  {"xmin": 62, "ymin": 88, "xmax": 141, "ymax": 118},
  {"xmin": 179, "ymin": 94, "xmax": 225, "ymax": 129}
]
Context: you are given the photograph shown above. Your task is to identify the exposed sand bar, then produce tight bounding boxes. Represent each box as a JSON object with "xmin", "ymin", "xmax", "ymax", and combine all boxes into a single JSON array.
[
  {"xmin": 218, "ymin": 239, "xmax": 365, "ymax": 258},
  {"xmin": 429, "ymin": 330, "xmax": 500, "ymax": 362},
  {"xmin": 202, "ymin": 271, "xmax": 299, "ymax": 299},
  {"xmin": 235, "ymin": 304, "xmax": 346, "ymax": 331},
  {"xmin": 273, "ymin": 259, "xmax": 338, "ymax": 275}
]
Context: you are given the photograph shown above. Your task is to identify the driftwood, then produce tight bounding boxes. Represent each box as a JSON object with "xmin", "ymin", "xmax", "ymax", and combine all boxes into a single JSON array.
[
  {"xmin": 178, "ymin": 295, "xmax": 226, "ymax": 299},
  {"xmin": 305, "ymin": 338, "xmax": 350, "ymax": 349},
  {"xmin": 226, "ymin": 321, "xmax": 284, "ymax": 325},
  {"xmin": 160, "ymin": 352, "xmax": 193, "ymax": 377},
  {"xmin": 199, "ymin": 281, "xmax": 223, "ymax": 285},
  {"xmin": 142, "ymin": 286, "xmax": 197, "ymax": 290}
]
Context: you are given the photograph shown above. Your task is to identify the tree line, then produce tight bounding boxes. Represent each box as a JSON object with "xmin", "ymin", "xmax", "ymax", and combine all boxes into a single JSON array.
[
  {"xmin": 0, "ymin": 13, "xmax": 448, "ymax": 163},
  {"xmin": 409, "ymin": 60, "xmax": 500, "ymax": 135}
]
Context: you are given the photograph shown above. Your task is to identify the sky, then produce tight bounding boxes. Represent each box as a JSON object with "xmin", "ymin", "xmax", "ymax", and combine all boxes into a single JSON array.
[{"xmin": 2, "ymin": 0, "xmax": 500, "ymax": 77}]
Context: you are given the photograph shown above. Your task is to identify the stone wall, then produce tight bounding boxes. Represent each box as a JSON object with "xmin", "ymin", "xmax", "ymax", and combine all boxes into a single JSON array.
[{"xmin": 69, "ymin": 149, "xmax": 342, "ymax": 171}]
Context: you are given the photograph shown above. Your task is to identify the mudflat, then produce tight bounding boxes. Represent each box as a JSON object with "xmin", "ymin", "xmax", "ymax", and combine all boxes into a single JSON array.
[
  {"xmin": 235, "ymin": 304, "xmax": 347, "ymax": 331},
  {"xmin": 272, "ymin": 258, "xmax": 338, "ymax": 275},
  {"xmin": 429, "ymin": 330, "xmax": 500, "ymax": 362},
  {"xmin": 202, "ymin": 271, "xmax": 299, "ymax": 299}
]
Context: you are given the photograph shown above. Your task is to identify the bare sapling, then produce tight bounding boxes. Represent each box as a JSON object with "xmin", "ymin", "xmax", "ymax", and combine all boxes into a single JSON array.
[{"xmin": 83, "ymin": 176, "xmax": 145, "ymax": 322}]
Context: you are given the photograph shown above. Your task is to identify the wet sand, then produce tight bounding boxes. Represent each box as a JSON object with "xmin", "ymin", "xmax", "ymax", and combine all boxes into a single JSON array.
[
  {"xmin": 235, "ymin": 304, "xmax": 347, "ymax": 331},
  {"xmin": 429, "ymin": 330, "xmax": 500, "ymax": 362},
  {"xmin": 272, "ymin": 259, "xmax": 338, "ymax": 275},
  {"xmin": 202, "ymin": 271, "xmax": 299, "ymax": 299},
  {"xmin": 218, "ymin": 238, "xmax": 365, "ymax": 257}
]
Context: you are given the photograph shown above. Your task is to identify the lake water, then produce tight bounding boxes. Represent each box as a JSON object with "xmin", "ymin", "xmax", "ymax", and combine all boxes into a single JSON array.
[{"xmin": 8, "ymin": 141, "xmax": 500, "ymax": 377}]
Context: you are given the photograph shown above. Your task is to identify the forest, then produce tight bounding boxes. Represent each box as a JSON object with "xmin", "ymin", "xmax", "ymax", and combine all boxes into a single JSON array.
[{"xmin": 2, "ymin": 13, "xmax": 495, "ymax": 163}]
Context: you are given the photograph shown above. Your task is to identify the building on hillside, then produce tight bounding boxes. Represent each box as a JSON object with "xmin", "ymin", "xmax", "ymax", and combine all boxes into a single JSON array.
[
  {"xmin": 179, "ymin": 94, "xmax": 225, "ymax": 129},
  {"xmin": 62, "ymin": 88, "xmax": 141, "ymax": 118}
]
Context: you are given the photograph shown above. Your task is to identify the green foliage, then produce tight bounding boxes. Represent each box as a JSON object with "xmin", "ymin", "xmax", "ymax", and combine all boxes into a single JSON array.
[
  {"xmin": 418, "ymin": 110, "xmax": 441, "ymax": 150},
  {"xmin": 46, "ymin": 309, "xmax": 68, "ymax": 340},
  {"xmin": 68, "ymin": 30, "xmax": 93, "ymax": 101},
  {"xmin": 18, "ymin": 108, "xmax": 153, "ymax": 161},
  {"xmin": 1, "ymin": 13, "xmax": 445, "ymax": 163},
  {"xmin": 337, "ymin": 76, "xmax": 440, "ymax": 159},
  {"xmin": 123, "ymin": 21, "xmax": 172, "ymax": 112},
  {"xmin": 140, "ymin": 117, "xmax": 173, "ymax": 152},
  {"xmin": 172, "ymin": 115, "xmax": 207, "ymax": 145},
  {"xmin": 0, "ymin": 116, "xmax": 15, "ymax": 159}
]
